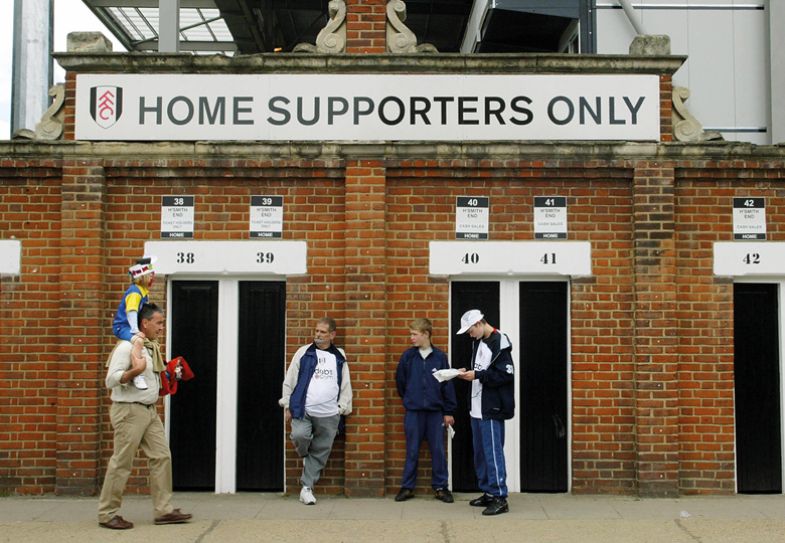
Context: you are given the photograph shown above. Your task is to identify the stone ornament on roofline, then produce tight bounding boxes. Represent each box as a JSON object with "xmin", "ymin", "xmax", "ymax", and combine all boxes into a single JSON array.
[
  {"xmin": 294, "ymin": 0, "xmax": 437, "ymax": 54},
  {"xmin": 386, "ymin": 0, "xmax": 437, "ymax": 54},
  {"xmin": 14, "ymin": 84, "xmax": 65, "ymax": 141},
  {"xmin": 294, "ymin": 0, "xmax": 347, "ymax": 53},
  {"xmin": 672, "ymin": 86, "xmax": 723, "ymax": 142}
]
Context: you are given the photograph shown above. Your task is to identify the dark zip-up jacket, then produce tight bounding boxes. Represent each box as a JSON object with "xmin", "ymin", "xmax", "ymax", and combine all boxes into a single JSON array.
[
  {"xmin": 396, "ymin": 345, "xmax": 457, "ymax": 415},
  {"xmin": 470, "ymin": 330, "xmax": 515, "ymax": 420}
]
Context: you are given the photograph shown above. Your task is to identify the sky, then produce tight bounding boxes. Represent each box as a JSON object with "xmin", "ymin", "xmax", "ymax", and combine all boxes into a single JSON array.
[{"xmin": 0, "ymin": 0, "xmax": 125, "ymax": 139}]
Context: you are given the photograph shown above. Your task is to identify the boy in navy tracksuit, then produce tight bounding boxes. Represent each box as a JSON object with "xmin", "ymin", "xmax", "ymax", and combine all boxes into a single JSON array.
[
  {"xmin": 395, "ymin": 318, "xmax": 457, "ymax": 503},
  {"xmin": 456, "ymin": 309, "xmax": 515, "ymax": 516}
]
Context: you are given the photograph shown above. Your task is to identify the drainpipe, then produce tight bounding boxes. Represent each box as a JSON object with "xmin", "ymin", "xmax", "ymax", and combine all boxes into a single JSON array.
[
  {"xmin": 618, "ymin": 0, "xmax": 647, "ymax": 36},
  {"xmin": 11, "ymin": 0, "xmax": 53, "ymax": 135}
]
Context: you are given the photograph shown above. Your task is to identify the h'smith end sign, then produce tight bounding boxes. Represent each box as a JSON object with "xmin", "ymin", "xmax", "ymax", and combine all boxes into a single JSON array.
[
  {"xmin": 75, "ymin": 74, "xmax": 660, "ymax": 142},
  {"xmin": 456, "ymin": 197, "xmax": 489, "ymax": 240},
  {"xmin": 733, "ymin": 197, "xmax": 766, "ymax": 240},
  {"xmin": 161, "ymin": 196, "xmax": 194, "ymax": 239}
]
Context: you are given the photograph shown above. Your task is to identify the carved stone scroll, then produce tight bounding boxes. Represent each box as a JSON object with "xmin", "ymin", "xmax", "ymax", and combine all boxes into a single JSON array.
[
  {"xmin": 672, "ymin": 86, "xmax": 722, "ymax": 142},
  {"xmin": 386, "ymin": 0, "xmax": 437, "ymax": 54},
  {"xmin": 294, "ymin": 0, "xmax": 347, "ymax": 53},
  {"xmin": 14, "ymin": 84, "xmax": 65, "ymax": 141}
]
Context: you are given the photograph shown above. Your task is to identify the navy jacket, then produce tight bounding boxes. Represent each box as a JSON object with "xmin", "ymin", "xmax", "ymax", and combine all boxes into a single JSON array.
[
  {"xmin": 396, "ymin": 346, "xmax": 457, "ymax": 415},
  {"xmin": 470, "ymin": 330, "xmax": 515, "ymax": 420}
]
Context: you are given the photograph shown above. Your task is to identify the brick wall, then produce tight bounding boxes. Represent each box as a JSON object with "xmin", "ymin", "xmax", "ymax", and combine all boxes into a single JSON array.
[
  {"xmin": 674, "ymin": 161, "xmax": 785, "ymax": 493},
  {"xmin": 0, "ymin": 159, "xmax": 62, "ymax": 495},
  {"xmin": 2, "ymin": 147, "xmax": 785, "ymax": 497}
]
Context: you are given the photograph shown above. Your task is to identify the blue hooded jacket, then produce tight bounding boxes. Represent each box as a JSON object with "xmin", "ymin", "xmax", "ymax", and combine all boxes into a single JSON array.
[{"xmin": 396, "ymin": 345, "xmax": 457, "ymax": 415}]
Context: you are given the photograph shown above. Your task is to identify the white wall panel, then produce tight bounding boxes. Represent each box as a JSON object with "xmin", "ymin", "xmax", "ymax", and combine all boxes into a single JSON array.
[
  {"xmin": 595, "ymin": 1, "xmax": 770, "ymax": 144},
  {"xmin": 596, "ymin": 10, "xmax": 635, "ymax": 53},
  {"xmin": 731, "ymin": 9, "xmax": 769, "ymax": 130},
  {"xmin": 686, "ymin": 10, "xmax": 736, "ymax": 128}
]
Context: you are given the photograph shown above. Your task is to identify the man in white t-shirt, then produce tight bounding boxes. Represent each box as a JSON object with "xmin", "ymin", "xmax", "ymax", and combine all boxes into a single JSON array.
[{"xmin": 280, "ymin": 317, "xmax": 352, "ymax": 505}]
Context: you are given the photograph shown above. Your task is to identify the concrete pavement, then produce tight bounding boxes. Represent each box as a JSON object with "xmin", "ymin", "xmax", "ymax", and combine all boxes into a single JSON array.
[{"xmin": 1, "ymin": 492, "xmax": 783, "ymax": 542}]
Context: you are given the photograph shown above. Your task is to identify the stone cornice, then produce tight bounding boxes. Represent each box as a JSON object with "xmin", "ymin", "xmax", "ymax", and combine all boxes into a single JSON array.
[
  {"xmin": 2, "ymin": 140, "xmax": 784, "ymax": 162},
  {"xmin": 54, "ymin": 52, "xmax": 686, "ymax": 76}
]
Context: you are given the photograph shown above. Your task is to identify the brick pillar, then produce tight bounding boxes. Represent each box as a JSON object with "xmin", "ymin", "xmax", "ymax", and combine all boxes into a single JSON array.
[
  {"xmin": 345, "ymin": 0, "xmax": 387, "ymax": 53},
  {"xmin": 343, "ymin": 160, "xmax": 386, "ymax": 496},
  {"xmin": 63, "ymin": 71, "xmax": 76, "ymax": 141},
  {"xmin": 659, "ymin": 75, "xmax": 673, "ymax": 142},
  {"xmin": 55, "ymin": 160, "xmax": 105, "ymax": 495},
  {"xmin": 632, "ymin": 161, "xmax": 679, "ymax": 497}
]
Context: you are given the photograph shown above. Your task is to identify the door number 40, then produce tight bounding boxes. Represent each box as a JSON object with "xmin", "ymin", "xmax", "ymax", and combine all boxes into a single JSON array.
[{"xmin": 461, "ymin": 252, "xmax": 558, "ymax": 265}]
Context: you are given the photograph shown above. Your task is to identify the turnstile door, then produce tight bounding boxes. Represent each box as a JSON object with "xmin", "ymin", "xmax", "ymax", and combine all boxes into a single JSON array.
[
  {"xmin": 734, "ymin": 283, "xmax": 782, "ymax": 493},
  {"xmin": 170, "ymin": 281, "xmax": 219, "ymax": 490},
  {"xmin": 520, "ymin": 282, "xmax": 568, "ymax": 492},
  {"xmin": 450, "ymin": 281, "xmax": 500, "ymax": 492},
  {"xmin": 236, "ymin": 281, "xmax": 286, "ymax": 491}
]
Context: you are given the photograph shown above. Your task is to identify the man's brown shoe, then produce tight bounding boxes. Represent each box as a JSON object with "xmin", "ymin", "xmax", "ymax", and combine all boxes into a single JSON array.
[
  {"xmin": 99, "ymin": 515, "xmax": 133, "ymax": 530},
  {"xmin": 154, "ymin": 508, "xmax": 193, "ymax": 525}
]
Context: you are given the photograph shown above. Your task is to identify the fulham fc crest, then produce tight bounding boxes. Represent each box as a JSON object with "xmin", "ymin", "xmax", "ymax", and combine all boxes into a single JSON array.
[{"xmin": 90, "ymin": 86, "xmax": 123, "ymax": 128}]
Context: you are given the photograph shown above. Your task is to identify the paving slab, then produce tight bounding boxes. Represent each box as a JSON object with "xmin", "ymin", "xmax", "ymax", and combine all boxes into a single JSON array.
[{"xmin": 0, "ymin": 492, "xmax": 783, "ymax": 543}]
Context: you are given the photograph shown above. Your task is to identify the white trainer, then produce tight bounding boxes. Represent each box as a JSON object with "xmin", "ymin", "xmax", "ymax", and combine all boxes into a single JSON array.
[
  {"xmin": 299, "ymin": 486, "xmax": 316, "ymax": 505},
  {"xmin": 132, "ymin": 374, "xmax": 148, "ymax": 390}
]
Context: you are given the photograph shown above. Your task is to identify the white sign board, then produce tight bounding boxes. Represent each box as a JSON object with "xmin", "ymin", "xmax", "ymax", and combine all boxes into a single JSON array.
[
  {"xmin": 456, "ymin": 197, "xmax": 489, "ymax": 240},
  {"xmin": 0, "ymin": 240, "xmax": 21, "ymax": 275},
  {"xmin": 429, "ymin": 241, "xmax": 591, "ymax": 276},
  {"xmin": 75, "ymin": 74, "xmax": 660, "ymax": 141},
  {"xmin": 250, "ymin": 196, "xmax": 283, "ymax": 238},
  {"xmin": 144, "ymin": 241, "xmax": 307, "ymax": 275},
  {"xmin": 733, "ymin": 197, "xmax": 766, "ymax": 240},
  {"xmin": 161, "ymin": 195, "xmax": 194, "ymax": 239},
  {"xmin": 534, "ymin": 196, "xmax": 567, "ymax": 239},
  {"xmin": 713, "ymin": 242, "xmax": 785, "ymax": 276}
]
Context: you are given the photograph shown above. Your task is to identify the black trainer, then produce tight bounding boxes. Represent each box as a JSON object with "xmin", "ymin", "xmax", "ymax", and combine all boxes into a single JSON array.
[
  {"xmin": 469, "ymin": 493, "xmax": 494, "ymax": 507},
  {"xmin": 395, "ymin": 487, "xmax": 414, "ymax": 502},
  {"xmin": 482, "ymin": 497, "xmax": 509, "ymax": 516},
  {"xmin": 434, "ymin": 488, "xmax": 454, "ymax": 503}
]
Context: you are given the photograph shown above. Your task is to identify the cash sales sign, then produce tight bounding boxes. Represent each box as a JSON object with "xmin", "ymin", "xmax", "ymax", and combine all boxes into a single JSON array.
[{"xmin": 76, "ymin": 74, "xmax": 660, "ymax": 141}]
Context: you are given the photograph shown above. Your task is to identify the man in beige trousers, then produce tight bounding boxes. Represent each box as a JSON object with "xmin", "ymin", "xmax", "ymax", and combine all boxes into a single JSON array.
[{"xmin": 98, "ymin": 303, "xmax": 192, "ymax": 530}]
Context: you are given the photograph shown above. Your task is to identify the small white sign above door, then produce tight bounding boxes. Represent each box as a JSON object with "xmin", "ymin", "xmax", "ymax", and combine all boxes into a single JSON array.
[
  {"xmin": 161, "ymin": 195, "xmax": 195, "ymax": 239},
  {"xmin": 144, "ymin": 240, "xmax": 307, "ymax": 275},
  {"xmin": 713, "ymin": 242, "xmax": 785, "ymax": 276},
  {"xmin": 456, "ymin": 196, "xmax": 489, "ymax": 240},
  {"xmin": 0, "ymin": 240, "xmax": 21, "ymax": 275},
  {"xmin": 732, "ymin": 197, "xmax": 766, "ymax": 240},
  {"xmin": 429, "ymin": 241, "xmax": 591, "ymax": 276}
]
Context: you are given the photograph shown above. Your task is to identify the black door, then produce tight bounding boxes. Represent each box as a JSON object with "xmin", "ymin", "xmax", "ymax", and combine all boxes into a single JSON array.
[
  {"xmin": 450, "ymin": 281, "xmax": 500, "ymax": 492},
  {"xmin": 236, "ymin": 281, "xmax": 286, "ymax": 491},
  {"xmin": 520, "ymin": 282, "xmax": 568, "ymax": 492},
  {"xmin": 170, "ymin": 281, "xmax": 219, "ymax": 490},
  {"xmin": 734, "ymin": 283, "xmax": 782, "ymax": 493}
]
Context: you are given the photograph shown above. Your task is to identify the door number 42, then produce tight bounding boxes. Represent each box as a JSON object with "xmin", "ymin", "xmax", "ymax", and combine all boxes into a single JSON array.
[{"xmin": 743, "ymin": 253, "xmax": 760, "ymax": 265}]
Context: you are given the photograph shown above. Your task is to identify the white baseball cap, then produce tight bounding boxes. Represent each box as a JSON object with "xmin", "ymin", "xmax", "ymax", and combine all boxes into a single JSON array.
[{"xmin": 457, "ymin": 309, "xmax": 484, "ymax": 335}]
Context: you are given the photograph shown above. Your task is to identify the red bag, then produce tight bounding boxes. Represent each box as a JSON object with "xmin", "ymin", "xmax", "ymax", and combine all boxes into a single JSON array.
[{"xmin": 159, "ymin": 356, "xmax": 195, "ymax": 396}]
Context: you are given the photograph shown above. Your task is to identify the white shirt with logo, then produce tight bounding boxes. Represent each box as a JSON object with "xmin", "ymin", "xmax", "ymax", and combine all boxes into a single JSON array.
[
  {"xmin": 305, "ymin": 349, "xmax": 340, "ymax": 417},
  {"xmin": 470, "ymin": 340, "xmax": 492, "ymax": 419}
]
